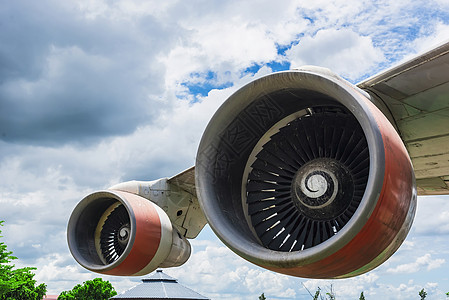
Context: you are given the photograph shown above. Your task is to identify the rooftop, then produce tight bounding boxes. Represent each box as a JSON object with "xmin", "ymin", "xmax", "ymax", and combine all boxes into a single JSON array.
[{"xmin": 110, "ymin": 270, "xmax": 209, "ymax": 300}]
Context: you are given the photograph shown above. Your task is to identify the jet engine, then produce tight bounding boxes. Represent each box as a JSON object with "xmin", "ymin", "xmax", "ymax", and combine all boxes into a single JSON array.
[
  {"xmin": 195, "ymin": 67, "xmax": 417, "ymax": 278},
  {"xmin": 67, "ymin": 181, "xmax": 197, "ymax": 276}
]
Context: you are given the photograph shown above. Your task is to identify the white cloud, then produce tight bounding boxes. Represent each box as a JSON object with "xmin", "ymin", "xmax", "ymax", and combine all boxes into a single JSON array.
[
  {"xmin": 412, "ymin": 196, "xmax": 449, "ymax": 235},
  {"xmin": 370, "ymin": 281, "xmax": 445, "ymax": 300},
  {"xmin": 157, "ymin": 0, "xmax": 313, "ymax": 89},
  {"xmin": 162, "ymin": 237, "xmax": 301, "ymax": 300},
  {"xmin": 302, "ymin": 273, "xmax": 380, "ymax": 299},
  {"xmin": 160, "ymin": 18, "xmax": 281, "ymax": 89},
  {"xmin": 28, "ymin": 252, "xmax": 144, "ymax": 295},
  {"xmin": 387, "ymin": 254, "xmax": 445, "ymax": 274},
  {"xmin": 74, "ymin": 0, "xmax": 178, "ymax": 20},
  {"xmin": 412, "ymin": 22, "xmax": 449, "ymax": 54},
  {"xmin": 287, "ymin": 28, "xmax": 385, "ymax": 81}
]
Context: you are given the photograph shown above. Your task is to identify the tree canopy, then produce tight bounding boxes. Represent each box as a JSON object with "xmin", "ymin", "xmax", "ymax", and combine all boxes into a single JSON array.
[
  {"xmin": 0, "ymin": 221, "xmax": 47, "ymax": 300},
  {"xmin": 58, "ymin": 278, "xmax": 117, "ymax": 300}
]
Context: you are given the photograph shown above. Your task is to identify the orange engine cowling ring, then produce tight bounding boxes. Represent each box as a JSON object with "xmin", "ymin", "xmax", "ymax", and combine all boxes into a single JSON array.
[{"xmin": 67, "ymin": 190, "xmax": 190, "ymax": 276}]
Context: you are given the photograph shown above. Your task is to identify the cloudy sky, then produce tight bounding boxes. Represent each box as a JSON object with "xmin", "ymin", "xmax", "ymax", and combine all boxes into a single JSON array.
[{"xmin": 1, "ymin": 0, "xmax": 449, "ymax": 299}]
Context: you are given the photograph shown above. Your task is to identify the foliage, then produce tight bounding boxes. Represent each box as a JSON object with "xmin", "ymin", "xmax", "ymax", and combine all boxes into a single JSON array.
[
  {"xmin": 313, "ymin": 288, "xmax": 320, "ymax": 300},
  {"xmin": 259, "ymin": 292, "xmax": 266, "ymax": 300},
  {"xmin": 58, "ymin": 278, "xmax": 117, "ymax": 300},
  {"xmin": 302, "ymin": 284, "xmax": 336, "ymax": 300},
  {"xmin": 0, "ymin": 221, "xmax": 47, "ymax": 300},
  {"xmin": 419, "ymin": 288, "xmax": 427, "ymax": 300},
  {"xmin": 299, "ymin": 283, "xmax": 449, "ymax": 299}
]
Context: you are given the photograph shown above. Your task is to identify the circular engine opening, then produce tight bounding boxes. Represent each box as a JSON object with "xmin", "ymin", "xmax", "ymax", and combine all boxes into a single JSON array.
[
  {"xmin": 67, "ymin": 192, "xmax": 133, "ymax": 269},
  {"xmin": 95, "ymin": 202, "xmax": 131, "ymax": 265},
  {"xmin": 245, "ymin": 108, "xmax": 369, "ymax": 252}
]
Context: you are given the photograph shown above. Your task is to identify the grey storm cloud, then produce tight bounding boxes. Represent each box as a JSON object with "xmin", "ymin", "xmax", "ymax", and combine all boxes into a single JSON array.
[{"xmin": 0, "ymin": 0, "xmax": 180, "ymax": 146}]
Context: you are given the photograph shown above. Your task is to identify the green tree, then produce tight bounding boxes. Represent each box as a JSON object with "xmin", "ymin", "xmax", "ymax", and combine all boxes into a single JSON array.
[
  {"xmin": 0, "ymin": 221, "xmax": 47, "ymax": 300},
  {"xmin": 419, "ymin": 288, "xmax": 427, "ymax": 300},
  {"xmin": 58, "ymin": 278, "xmax": 117, "ymax": 300},
  {"xmin": 259, "ymin": 292, "xmax": 266, "ymax": 300},
  {"xmin": 359, "ymin": 291, "xmax": 366, "ymax": 300}
]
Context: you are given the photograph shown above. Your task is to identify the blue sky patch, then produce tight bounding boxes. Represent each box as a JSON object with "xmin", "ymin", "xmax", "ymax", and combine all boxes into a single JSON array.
[{"xmin": 181, "ymin": 71, "xmax": 233, "ymax": 98}]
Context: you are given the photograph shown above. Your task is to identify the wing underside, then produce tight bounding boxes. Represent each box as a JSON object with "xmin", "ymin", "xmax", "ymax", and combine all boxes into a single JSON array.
[{"xmin": 358, "ymin": 41, "xmax": 449, "ymax": 195}]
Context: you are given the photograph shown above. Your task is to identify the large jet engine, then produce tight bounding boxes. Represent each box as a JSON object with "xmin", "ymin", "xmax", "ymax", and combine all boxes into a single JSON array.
[{"xmin": 195, "ymin": 67, "xmax": 416, "ymax": 278}]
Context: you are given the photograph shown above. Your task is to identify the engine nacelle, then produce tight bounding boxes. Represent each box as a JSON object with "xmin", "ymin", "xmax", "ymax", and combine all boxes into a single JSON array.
[
  {"xmin": 195, "ymin": 67, "xmax": 417, "ymax": 278},
  {"xmin": 67, "ymin": 189, "xmax": 191, "ymax": 276}
]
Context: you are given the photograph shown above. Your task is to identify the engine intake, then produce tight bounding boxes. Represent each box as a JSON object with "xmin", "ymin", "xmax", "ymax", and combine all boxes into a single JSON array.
[
  {"xmin": 67, "ymin": 190, "xmax": 191, "ymax": 276},
  {"xmin": 195, "ymin": 68, "xmax": 416, "ymax": 278}
]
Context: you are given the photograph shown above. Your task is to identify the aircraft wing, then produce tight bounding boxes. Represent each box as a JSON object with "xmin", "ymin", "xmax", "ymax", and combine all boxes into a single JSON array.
[{"xmin": 358, "ymin": 41, "xmax": 449, "ymax": 195}]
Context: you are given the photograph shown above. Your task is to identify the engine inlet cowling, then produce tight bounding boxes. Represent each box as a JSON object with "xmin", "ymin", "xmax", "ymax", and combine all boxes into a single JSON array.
[
  {"xmin": 196, "ymin": 69, "xmax": 416, "ymax": 279},
  {"xmin": 67, "ymin": 190, "xmax": 191, "ymax": 276}
]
